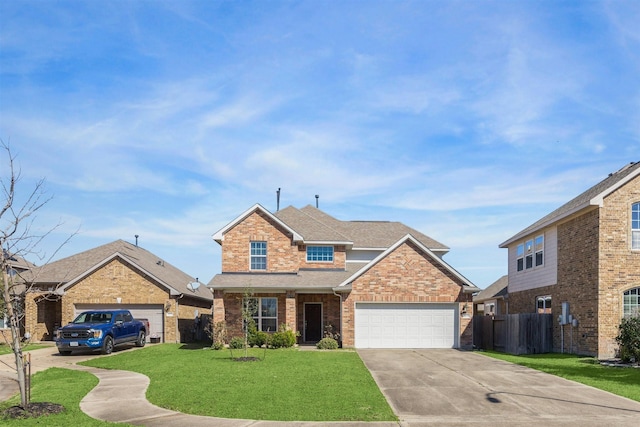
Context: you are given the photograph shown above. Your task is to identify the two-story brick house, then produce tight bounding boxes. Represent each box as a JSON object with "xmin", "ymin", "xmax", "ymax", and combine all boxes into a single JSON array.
[
  {"xmin": 500, "ymin": 161, "xmax": 640, "ymax": 358},
  {"xmin": 208, "ymin": 204, "xmax": 478, "ymax": 349}
]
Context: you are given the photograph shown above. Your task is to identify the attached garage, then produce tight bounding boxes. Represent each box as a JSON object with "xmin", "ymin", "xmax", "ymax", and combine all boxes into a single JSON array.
[
  {"xmin": 355, "ymin": 303, "xmax": 458, "ymax": 349},
  {"xmin": 74, "ymin": 304, "xmax": 165, "ymax": 343}
]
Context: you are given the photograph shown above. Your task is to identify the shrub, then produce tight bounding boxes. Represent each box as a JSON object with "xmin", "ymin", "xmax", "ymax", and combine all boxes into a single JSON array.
[
  {"xmin": 269, "ymin": 324, "xmax": 298, "ymax": 348},
  {"xmin": 616, "ymin": 316, "xmax": 640, "ymax": 363},
  {"xmin": 316, "ymin": 337, "xmax": 339, "ymax": 350},
  {"xmin": 229, "ymin": 336, "xmax": 245, "ymax": 350},
  {"xmin": 323, "ymin": 324, "xmax": 341, "ymax": 341},
  {"xmin": 211, "ymin": 341, "xmax": 224, "ymax": 350},
  {"xmin": 249, "ymin": 330, "xmax": 269, "ymax": 348}
]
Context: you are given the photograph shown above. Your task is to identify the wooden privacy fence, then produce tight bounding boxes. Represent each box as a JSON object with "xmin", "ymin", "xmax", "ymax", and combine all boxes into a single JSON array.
[{"xmin": 473, "ymin": 313, "xmax": 553, "ymax": 355}]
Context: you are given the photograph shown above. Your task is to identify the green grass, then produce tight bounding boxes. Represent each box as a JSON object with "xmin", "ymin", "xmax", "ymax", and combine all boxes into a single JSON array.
[
  {"xmin": 0, "ymin": 344, "xmax": 50, "ymax": 355},
  {"xmin": 479, "ymin": 351, "xmax": 640, "ymax": 402},
  {"xmin": 0, "ymin": 368, "xmax": 131, "ymax": 426},
  {"xmin": 82, "ymin": 344, "xmax": 397, "ymax": 422}
]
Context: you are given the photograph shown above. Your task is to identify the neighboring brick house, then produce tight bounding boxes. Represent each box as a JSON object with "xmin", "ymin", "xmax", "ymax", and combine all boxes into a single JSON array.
[
  {"xmin": 1, "ymin": 253, "xmax": 35, "ymax": 336},
  {"xmin": 473, "ymin": 275, "xmax": 508, "ymax": 316},
  {"xmin": 500, "ymin": 162, "xmax": 640, "ymax": 358},
  {"xmin": 208, "ymin": 204, "xmax": 479, "ymax": 349},
  {"xmin": 20, "ymin": 240, "xmax": 212, "ymax": 343}
]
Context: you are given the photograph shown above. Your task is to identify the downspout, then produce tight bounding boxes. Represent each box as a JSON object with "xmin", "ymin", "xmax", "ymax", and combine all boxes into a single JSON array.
[{"xmin": 332, "ymin": 289, "xmax": 343, "ymax": 347}]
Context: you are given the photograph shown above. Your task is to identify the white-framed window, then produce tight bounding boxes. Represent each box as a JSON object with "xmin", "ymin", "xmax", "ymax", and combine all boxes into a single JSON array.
[
  {"xmin": 525, "ymin": 239, "xmax": 534, "ymax": 269},
  {"xmin": 516, "ymin": 243, "xmax": 524, "ymax": 271},
  {"xmin": 536, "ymin": 295, "xmax": 552, "ymax": 314},
  {"xmin": 535, "ymin": 235, "xmax": 544, "ymax": 267},
  {"xmin": 632, "ymin": 203, "xmax": 640, "ymax": 250},
  {"xmin": 516, "ymin": 235, "xmax": 544, "ymax": 271},
  {"xmin": 250, "ymin": 241, "xmax": 267, "ymax": 270},
  {"xmin": 245, "ymin": 297, "xmax": 277, "ymax": 332},
  {"xmin": 623, "ymin": 288, "xmax": 639, "ymax": 318},
  {"xmin": 306, "ymin": 246, "xmax": 334, "ymax": 262}
]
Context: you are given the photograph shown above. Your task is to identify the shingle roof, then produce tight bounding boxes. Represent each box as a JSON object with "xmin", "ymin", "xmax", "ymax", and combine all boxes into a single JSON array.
[
  {"xmin": 277, "ymin": 205, "xmax": 449, "ymax": 251},
  {"xmin": 26, "ymin": 240, "xmax": 211, "ymax": 301},
  {"xmin": 274, "ymin": 206, "xmax": 352, "ymax": 243},
  {"xmin": 501, "ymin": 161, "xmax": 640, "ymax": 247},
  {"xmin": 209, "ymin": 263, "xmax": 365, "ymax": 289},
  {"xmin": 473, "ymin": 275, "xmax": 508, "ymax": 303}
]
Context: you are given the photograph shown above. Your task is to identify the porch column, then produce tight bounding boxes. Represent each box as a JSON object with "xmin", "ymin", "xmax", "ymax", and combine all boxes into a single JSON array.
[
  {"xmin": 212, "ymin": 290, "xmax": 225, "ymax": 324},
  {"xmin": 285, "ymin": 290, "xmax": 296, "ymax": 332}
]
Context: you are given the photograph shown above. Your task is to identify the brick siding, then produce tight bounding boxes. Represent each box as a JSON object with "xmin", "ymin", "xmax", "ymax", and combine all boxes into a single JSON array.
[
  {"xmin": 341, "ymin": 241, "xmax": 473, "ymax": 348},
  {"xmin": 24, "ymin": 258, "xmax": 212, "ymax": 343}
]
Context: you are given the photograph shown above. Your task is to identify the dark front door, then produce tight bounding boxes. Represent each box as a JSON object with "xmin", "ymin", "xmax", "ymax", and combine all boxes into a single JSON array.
[{"xmin": 304, "ymin": 303, "xmax": 322, "ymax": 342}]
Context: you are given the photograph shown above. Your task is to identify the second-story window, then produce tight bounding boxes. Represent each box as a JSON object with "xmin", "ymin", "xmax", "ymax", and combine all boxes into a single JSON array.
[
  {"xmin": 250, "ymin": 241, "xmax": 267, "ymax": 270},
  {"xmin": 525, "ymin": 239, "xmax": 534, "ymax": 269},
  {"xmin": 516, "ymin": 243, "xmax": 524, "ymax": 271},
  {"xmin": 534, "ymin": 235, "xmax": 544, "ymax": 266},
  {"xmin": 306, "ymin": 246, "xmax": 334, "ymax": 262},
  {"xmin": 632, "ymin": 202, "xmax": 640, "ymax": 250}
]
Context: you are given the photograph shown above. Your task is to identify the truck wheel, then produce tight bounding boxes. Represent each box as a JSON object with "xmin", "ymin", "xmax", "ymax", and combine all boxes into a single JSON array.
[
  {"xmin": 136, "ymin": 331, "xmax": 146, "ymax": 347},
  {"xmin": 102, "ymin": 336, "xmax": 114, "ymax": 355}
]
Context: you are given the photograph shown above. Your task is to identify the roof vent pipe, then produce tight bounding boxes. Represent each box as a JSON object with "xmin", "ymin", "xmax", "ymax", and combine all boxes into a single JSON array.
[
  {"xmin": 276, "ymin": 188, "xmax": 281, "ymax": 211},
  {"xmin": 135, "ymin": 235, "xmax": 139, "ymax": 247},
  {"xmin": 315, "ymin": 194, "xmax": 319, "ymax": 208}
]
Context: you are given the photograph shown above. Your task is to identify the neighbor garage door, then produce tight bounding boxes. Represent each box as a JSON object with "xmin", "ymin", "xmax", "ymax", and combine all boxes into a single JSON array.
[
  {"xmin": 355, "ymin": 303, "xmax": 458, "ymax": 348},
  {"xmin": 74, "ymin": 304, "xmax": 164, "ymax": 343}
]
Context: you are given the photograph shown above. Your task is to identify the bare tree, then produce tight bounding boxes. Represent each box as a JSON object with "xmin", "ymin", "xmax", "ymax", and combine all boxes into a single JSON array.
[{"xmin": 1, "ymin": 139, "xmax": 73, "ymax": 408}]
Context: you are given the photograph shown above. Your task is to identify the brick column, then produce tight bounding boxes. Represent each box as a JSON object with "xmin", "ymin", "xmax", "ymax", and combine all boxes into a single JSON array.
[
  {"xmin": 286, "ymin": 290, "xmax": 296, "ymax": 332},
  {"xmin": 213, "ymin": 290, "xmax": 226, "ymax": 324}
]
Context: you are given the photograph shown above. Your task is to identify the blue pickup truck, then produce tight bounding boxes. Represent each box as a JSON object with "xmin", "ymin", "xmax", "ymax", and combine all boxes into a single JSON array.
[{"xmin": 55, "ymin": 309, "xmax": 147, "ymax": 355}]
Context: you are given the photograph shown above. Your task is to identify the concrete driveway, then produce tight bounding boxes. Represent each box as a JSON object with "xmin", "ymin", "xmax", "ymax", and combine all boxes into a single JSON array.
[{"xmin": 358, "ymin": 349, "xmax": 640, "ymax": 427}]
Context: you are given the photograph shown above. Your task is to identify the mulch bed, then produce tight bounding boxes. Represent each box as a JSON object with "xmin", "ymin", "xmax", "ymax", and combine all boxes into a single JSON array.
[
  {"xmin": 234, "ymin": 356, "xmax": 261, "ymax": 362},
  {"xmin": 3, "ymin": 402, "xmax": 65, "ymax": 419}
]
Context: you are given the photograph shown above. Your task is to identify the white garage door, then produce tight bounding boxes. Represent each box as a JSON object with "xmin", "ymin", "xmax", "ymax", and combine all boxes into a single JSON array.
[
  {"xmin": 74, "ymin": 304, "xmax": 164, "ymax": 343},
  {"xmin": 355, "ymin": 303, "xmax": 458, "ymax": 348}
]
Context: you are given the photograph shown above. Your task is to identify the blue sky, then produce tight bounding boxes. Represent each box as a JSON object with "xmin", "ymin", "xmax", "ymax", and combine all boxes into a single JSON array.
[{"xmin": 1, "ymin": 0, "xmax": 639, "ymax": 289}]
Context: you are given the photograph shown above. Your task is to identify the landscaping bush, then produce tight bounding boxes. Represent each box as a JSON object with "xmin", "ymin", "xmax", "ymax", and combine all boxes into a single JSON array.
[
  {"xmin": 316, "ymin": 337, "xmax": 339, "ymax": 350},
  {"xmin": 229, "ymin": 336, "xmax": 245, "ymax": 349},
  {"xmin": 249, "ymin": 330, "xmax": 269, "ymax": 348},
  {"xmin": 269, "ymin": 324, "xmax": 298, "ymax": 348},
  {"xmin": 616, "ymin": 316, "xmax": 640, "ymax": 363}
]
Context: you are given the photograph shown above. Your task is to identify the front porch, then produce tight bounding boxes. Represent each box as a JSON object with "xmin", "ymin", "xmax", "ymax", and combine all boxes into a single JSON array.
[{"xmin": 212, "ymin": 290, "xmax": 342, "ymax": 345}]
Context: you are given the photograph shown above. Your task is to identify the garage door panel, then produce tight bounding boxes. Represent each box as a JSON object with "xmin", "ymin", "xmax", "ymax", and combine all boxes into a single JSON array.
[{"xmin": 355, "ymin": 303, "xmax": 458, "ymax": 349}]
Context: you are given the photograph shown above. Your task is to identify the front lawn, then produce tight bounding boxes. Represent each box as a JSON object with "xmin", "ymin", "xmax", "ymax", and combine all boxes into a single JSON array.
[
  {"xmin": 479, "ymin": 351, "xmax": 640, "ymax": 402},
  {"xmin": 82, "ymin": 345, "xmax": 396, "ymax": 422},
  {"xmin": 0, "ymin": 368, "xmax": 131, "ymax": 426}
]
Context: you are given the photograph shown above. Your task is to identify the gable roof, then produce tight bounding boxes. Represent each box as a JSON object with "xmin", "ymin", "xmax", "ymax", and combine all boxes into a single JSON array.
[
  {"xmin": 500, "ymin": 161, "xmax": 640, "ymax": 247},
  {"xmin": 212, "ymin": 203, "xmax": 303, "ymax": 243},
  {"xmin": 473, "ymin": 275, "xmax": 508, "ymax": 303},
  {"xmin": 335, "ymin": 234, "xmax": 478, "ymax": 293},
  {"xmin": 27, "ymin": 240, "xmax": 211, "ymax": 301}
]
